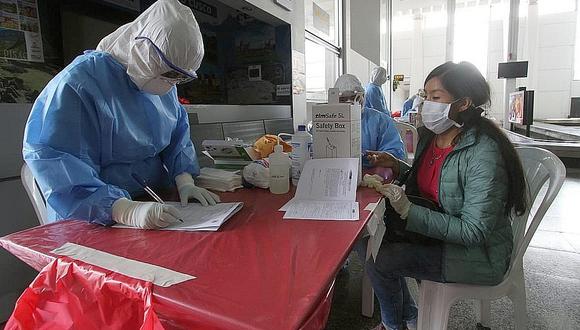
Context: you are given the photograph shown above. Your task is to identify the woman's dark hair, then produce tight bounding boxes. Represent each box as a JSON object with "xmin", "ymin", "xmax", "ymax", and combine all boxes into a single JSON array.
[{"xmin": 425, "ymin": 61, "xmax": 528, "ymax": 216}]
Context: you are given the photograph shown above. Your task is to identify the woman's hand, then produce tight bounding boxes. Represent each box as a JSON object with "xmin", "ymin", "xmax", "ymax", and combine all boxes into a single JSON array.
[
  {"xmin": 381, "ymin": 184, "xmax": 411, "ymax": 219},
  {"xmin": 366, "ymin": 151, "xmax": 401, "ymax": 177}
]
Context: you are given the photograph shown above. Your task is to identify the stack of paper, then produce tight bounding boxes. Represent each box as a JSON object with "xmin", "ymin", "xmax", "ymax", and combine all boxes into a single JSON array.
[
  {"xmin": 280, "ymin": 158, "xmax": 360, "ymax": 221},
  {"xmin": 201, "ymin": 140, "xmax": 260, "ymax": 170},
  {"xmin": 115, "ymin": 201, "xmax": 243, "ymax": 231},
  {"xmin": 195, "ymin": 167, "xmax": 243, "ymax": 192}
]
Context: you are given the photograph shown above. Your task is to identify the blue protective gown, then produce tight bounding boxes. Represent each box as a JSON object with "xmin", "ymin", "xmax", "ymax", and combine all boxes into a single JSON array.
[
  {"xmin": 362, "ymin": 107, "xmax": 405, "ymax": 167},
  {"xmin": 364, "ymin": 83, "xmax": 390, "ymax": 115},
  {"xmin": 402, "ymin": 95, "xmax": 416, "ymax": 117},
  {"xmin": 23, "ymin": 51, "xmax": 199, "ymax": 225}
]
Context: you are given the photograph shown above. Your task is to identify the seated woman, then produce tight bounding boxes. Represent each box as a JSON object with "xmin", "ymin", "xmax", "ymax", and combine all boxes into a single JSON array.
[{"xmin": 360, "ymin": 61, "xmax": 528, "ymax": 330}]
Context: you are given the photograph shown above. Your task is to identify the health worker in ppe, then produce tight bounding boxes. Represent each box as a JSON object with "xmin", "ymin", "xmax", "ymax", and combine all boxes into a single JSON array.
[
  {"xmin": 334, "ymin": 74, "xmax": 405, "ymax": 166},
  {"xmin": 400, "ymin": 89, "xmax": 426, "ymax": 121},
  {"xmin": 22, "ymin": 0, "xmax": 219, "ymax": 229},
  {"xmin": 364, "ymin": 67, "xmax": 390, "ymax": 115}
]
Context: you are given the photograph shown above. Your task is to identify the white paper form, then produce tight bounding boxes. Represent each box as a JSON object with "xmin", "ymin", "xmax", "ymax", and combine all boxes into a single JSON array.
[
  {"xmin": 295, "ymin": 158, "xmax": 358, "ymax": 201},
  {"xmin": 280, "ymin": 158, "xmax": 359, "ymax": 211},
  {"xmin": 283, "ymin": 200, "xmax": 359, "ymax": 221},
  {"xmin": 115, "ymin": 202, "xmax": 243, "ymax": 231},
  {"xmin": 282, "ymin": 158, "xmax": 359, "ymax": 221},
  {"xmin": 167, "ymin": 202, "xmax": 243, "ymax": 231}
]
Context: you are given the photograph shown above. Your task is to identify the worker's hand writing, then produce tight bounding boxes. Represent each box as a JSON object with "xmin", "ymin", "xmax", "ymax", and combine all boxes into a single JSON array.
[
  {"xmin": 366, "ymin": 151, "xmax": 400, "ymax": 176},
  {"xmin": 112, "ymin": 198, "xmax": 181, "ymax": 229},
  {"xmin": 380, "ymin": 184, "xmax": 411, "ymax": 219},
  {"xmin": 175, "ymin": 172, "xmax": 220, "ymax": 207}
]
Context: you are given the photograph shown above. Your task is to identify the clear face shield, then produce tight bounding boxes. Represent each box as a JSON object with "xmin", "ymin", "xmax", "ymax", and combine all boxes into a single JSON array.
[{"xmin": 338, "ymin": 91, "xmax": 365, "ymax": 106}]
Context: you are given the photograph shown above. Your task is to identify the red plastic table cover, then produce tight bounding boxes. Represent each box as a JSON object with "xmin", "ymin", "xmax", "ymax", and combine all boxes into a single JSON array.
[{"xmin": 0, "ymin": 187, "xmax": 381, "ymax": 330}]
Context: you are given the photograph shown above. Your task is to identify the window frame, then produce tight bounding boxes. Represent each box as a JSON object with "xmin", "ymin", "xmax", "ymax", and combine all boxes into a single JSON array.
[{"xmin": 304, "ymin": 0, "xmax": 343, "ymax": 102}]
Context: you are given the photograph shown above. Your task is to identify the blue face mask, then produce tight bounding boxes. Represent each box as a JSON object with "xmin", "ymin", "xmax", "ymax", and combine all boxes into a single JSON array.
[{"xmin": 420, "ymin": 100, "xmax": 463, "ymax": 134}]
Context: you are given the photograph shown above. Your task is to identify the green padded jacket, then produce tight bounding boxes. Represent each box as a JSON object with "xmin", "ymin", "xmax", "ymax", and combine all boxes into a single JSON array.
[{"xmin": 401, "ymin": 126, "xmax": 513, "ymax": 285}]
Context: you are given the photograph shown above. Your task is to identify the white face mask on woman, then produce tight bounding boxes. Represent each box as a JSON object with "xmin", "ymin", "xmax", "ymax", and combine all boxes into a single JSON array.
[{"xmin": 421, "ymin": 100, "xmax": 463, "ymax": 134}]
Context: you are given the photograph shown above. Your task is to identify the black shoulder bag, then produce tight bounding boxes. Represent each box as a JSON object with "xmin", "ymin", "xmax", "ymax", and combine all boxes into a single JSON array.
[{"xmin": 383, "ymin": 151, "xmax": 443, "ymax": 245}]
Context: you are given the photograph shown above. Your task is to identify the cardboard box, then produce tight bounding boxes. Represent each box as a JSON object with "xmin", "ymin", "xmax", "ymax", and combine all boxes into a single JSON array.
[{"xmin": 311, "ymin": 103, "xmax": 361, "ymax": 160}]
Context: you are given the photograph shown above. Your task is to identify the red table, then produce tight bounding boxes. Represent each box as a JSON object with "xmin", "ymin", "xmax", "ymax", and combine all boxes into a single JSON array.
[{"xmin": 1, "ymin": 187, "xmax": 381, "ymax": 330}]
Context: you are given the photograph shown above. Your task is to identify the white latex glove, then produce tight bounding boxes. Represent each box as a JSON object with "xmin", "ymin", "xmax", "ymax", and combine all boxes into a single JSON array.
[
  {"xmin": 381, "ymin": 184, "xmax": 411, "ymax": 219},
  {"xmin": 175, "ymin": 172, "xmax": 220, "ymax": 207},
  {"xmin": 112, "ymin": 198, "xmax": 181, "ymax": 229},
  {"xmin": 361, "ymin": 174, "xmax": 385, "ymax": 189}
]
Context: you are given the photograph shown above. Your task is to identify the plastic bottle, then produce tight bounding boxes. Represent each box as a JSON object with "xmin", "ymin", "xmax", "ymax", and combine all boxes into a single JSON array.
[
  {"xmin": 269, "ymin": 144, "xmax": 290, "ymax": 194},
  {"xmin": 290, "ymin": 125, "xmax": 313, "ymax": 186}
]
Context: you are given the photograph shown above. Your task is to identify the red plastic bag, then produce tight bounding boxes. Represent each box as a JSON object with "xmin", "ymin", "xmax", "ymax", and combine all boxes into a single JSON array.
[{"xmin": 6, "ymin": 256, "xmax": 164, "ymax": 330}]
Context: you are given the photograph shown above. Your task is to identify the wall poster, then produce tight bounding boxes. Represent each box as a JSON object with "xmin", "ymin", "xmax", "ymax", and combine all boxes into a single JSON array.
[{"xmin": 0, "ymin": 0, "xmax": 43, "ymax": 62}]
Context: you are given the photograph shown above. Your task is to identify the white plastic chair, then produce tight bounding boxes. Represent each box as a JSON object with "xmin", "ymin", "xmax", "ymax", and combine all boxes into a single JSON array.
[
  {"xmin": 395, "ymin": 121, "xmax": 418, "ymax": 163},
  {"xmin": 21, "ymin": 163, "xmax": 48, "ymax": 225},
  {"xmin": 417, "ymin": 146, "xmax": 566, "ymax": 330}
]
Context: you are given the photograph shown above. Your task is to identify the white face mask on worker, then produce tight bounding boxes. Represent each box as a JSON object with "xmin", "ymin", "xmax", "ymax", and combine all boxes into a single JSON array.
[
  {"xmin": 421, "ymin": 100, "xmax": 462, "ymax": 134},
  {"xmin": 140, "ymin": 77, "xmax": 174, "ymax": 95}
]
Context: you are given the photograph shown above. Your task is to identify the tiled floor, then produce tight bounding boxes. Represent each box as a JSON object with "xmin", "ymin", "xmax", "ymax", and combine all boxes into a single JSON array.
[{"xmin": 326, "ymin": 173, "xmax": 580, "ymax": 330}]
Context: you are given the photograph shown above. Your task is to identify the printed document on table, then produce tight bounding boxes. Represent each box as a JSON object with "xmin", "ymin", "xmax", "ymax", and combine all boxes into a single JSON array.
[
  {"xmin": 281, "ymin": 158, "xmax": 360, "ymax": 220},
  {"xmin": 280, "ymin": 158, "xmax": 358, "ymax": 211},
  {"xmin": 115, "ymin": 202, "xmax": 243, "ymax": 231},
  {"xmin": 283, "ymin": 200, "xmax": 359, "ymax": 221},
  {"xmin": 295, "ymin": 158, "xmax": 358, "ymax": 201}
]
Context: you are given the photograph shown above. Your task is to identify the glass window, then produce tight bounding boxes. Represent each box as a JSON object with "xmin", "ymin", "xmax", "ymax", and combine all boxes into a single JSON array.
[
  {"xmin": 453, "ymin": 3, "xmax": 490, "ymax": 78},
  {"xmin": 305, "ymin": 39, "xmax": 339, "ymax": 102},
  {"xmin": 305, "ymin": 0, "xmax": 339, "ymax": 46},
  {"xmin": 304, "ymin": 0, "xmax": 341, "ymax": 102}
]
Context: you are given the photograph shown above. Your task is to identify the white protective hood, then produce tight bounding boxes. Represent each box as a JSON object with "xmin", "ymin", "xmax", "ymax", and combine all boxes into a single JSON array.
[
  {"xmin": 334, "ymin": 74, "xmax": 365, "ymax": 98},
  {"xmin": 96, "ymin": 0, "xmax": 204, "ymax": 88},
  {"xmin": 370, "ymin": 67, "xmax": 387, "ymax": 86}
]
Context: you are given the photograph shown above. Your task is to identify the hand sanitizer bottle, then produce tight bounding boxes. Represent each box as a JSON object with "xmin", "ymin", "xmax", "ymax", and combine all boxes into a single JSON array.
[{"xmin": 269, "ymin": 144, "xmax": 290, "ymax": 194}]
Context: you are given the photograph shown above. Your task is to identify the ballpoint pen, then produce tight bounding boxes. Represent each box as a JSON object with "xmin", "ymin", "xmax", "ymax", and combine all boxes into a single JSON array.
[
  {"xmin": 348, "ymin": 170, "xmax": 352, "ymax": 185},
  {"xmin": 131, "ymin": 173, "xmax": 184, "ymax": 222}
]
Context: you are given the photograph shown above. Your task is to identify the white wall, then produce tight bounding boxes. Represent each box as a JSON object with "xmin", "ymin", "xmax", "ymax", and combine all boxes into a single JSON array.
[
  {"xmin": 484, "ymin": 19, "xmax": 506, "ymax": 120},
  {"xmin": 391, "ymin": 13, "xmax": 446, "ymax": 113},
  {"xmin": 571, "ymin": 80, "xmax": 580, "ymax": 96},
  {"xmin": 350, "ymin": 0, "xmax": 381, "ymax": 65},
  {"xmin": 391, "ymin": 2, "xmax": 580, "ymax": 120},
  {"xmin": 392, "ymin": 28, "xmax": 413, "ymax": 110},
  {"xmin": 345, "ymin": 0, "xmax": 382, "ymax": 91},
  {"xmin": 247, "ymin": 0, "xmax": 385, "ymax": 125}
]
